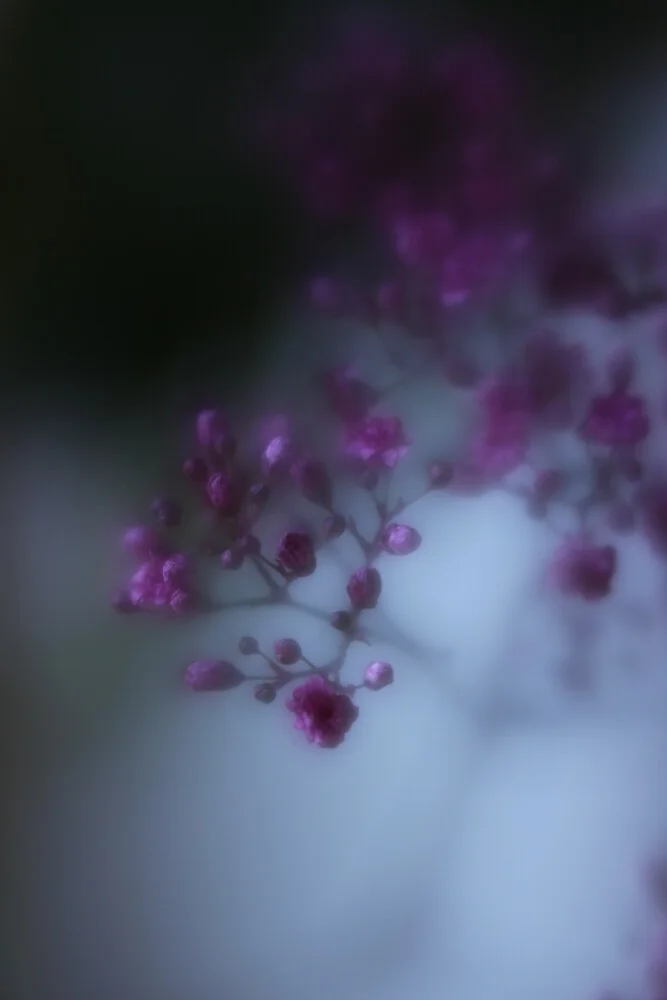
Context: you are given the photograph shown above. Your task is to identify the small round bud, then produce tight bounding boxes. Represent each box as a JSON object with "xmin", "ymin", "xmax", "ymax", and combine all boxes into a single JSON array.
[
  {"xmin": 380, "ymin": 523, "xmax": 421, "ymax": 555},
  {"xmin": 273, "ymin": 638, "xmax": 302, "ymax": 666},
  {"xmin": 323, "ymin": 514, "xmax": 346, "ymax": 539},
  {"xmin": 239, "ymin": 636, "xmax": 259, "ymax": 655},
  {"xmin": 254, "ymin": 682, "xmax": 277, "ymax": 704},
  {"xmin": 183, "ymin": 456, "xmax": 208, "ymax": 482},
  {"xmin": 364, "ymin": 660, "xmax": 394, "ymax": 691},
  {"xmin": 331, "ymin": 610, "xmax": 353, "ymax": 632},
  {"xmin": 291, "ymin": 458, "xmax": 332, "ymax": 509},
  {"xmin": 427, "ymin": 460, "xmax": 453, "ymax": 489},
  {"xmin": 207, "ymin": 473, "xmax": 243, "ymax": 517},
  {"xmin": 184, "ymin": 659, "xmax": 244, "ymax": 692},
  {"xmin": 221, "ymin": 547, "xmax": 244, "ymax": 570},
  {"xmin": 150, "ymin": 496, "xmax": 183, "ymax": 528}
]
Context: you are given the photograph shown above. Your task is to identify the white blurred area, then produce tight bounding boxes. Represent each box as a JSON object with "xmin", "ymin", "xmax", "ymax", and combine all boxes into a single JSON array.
[{"xmin": 10, "ymin": 79, "xmax": 667, "ymax": 1000}]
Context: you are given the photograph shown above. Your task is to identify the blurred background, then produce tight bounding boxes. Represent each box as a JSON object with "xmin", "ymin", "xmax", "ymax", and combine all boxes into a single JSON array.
[{"xmin": 0, "ymin": 0, "xmax": 666, "ymax": 429}]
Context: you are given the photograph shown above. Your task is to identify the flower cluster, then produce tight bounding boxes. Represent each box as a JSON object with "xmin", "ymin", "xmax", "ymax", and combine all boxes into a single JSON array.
[{"xmin": 112, "ymin": 13, "xmax": 667, "ymax": 751}]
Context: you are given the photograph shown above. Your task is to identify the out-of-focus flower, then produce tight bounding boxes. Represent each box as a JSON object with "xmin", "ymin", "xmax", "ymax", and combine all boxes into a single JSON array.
[
  {"xmin": 549, "ymin": 536, "xmax": 617, "ymax": 600},
  {"xmin": 344, "ymin": 415, "xmax": 410, "ymax": 468}
]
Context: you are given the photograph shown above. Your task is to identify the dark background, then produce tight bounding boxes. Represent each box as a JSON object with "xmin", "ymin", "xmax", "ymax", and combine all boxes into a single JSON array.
[{"xmin": 0, "ymin": 0, "xmax": 665, "ymax": 427}]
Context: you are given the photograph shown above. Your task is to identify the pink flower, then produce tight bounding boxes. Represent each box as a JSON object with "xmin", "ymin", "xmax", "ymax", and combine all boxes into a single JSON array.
[
  {"xmin": 273, "ymin": 638, "xmax": 302, "ymax": 666},
  {"xmin": 345, "ymin": 415, "xmax": 410, "ymax": 468},
  {"xmin": 347, "ymin": 566, "xmax": 382, "ymax": 609},
  {"xmin": 320, "ymin": 364, "xmax": 378, "ymax": 423},
  {"xmin": 162, "ymin": 553, "xmax": 190, "ymax": 586},
  {"xmin": 581, "ymin": 390, "xmax": 650, "ymax": 448},
  {"xmin": 206, "ymin": 473, "xmax": 243, "ymax": 517},
  {"xmin": 380, "ymin": 523, "xmax": 422, "ymax": 555},
  {"xmin": 184, "ymin": 659, "xmax": 245, "ymax": 692},
  {"xmin": 276, "ymin": 531, "xmax": 316, "ymax": 576},
  {"xmin": 128, "ymin": 560, "xmax": 172, "ymax": 609},
  {"xmin": 364, "ymin": 660, "xmax": 394, "ymax": 690},
  {"xmin": 286, "ymin": 676, "xmax": 358, "ymax": 748},
  {"xmin": 549, "ymin": 536, "xmax": 617, "ymax": 601}
]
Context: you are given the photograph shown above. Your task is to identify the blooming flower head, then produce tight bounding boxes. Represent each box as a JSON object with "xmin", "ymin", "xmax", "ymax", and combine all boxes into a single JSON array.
[
  {"xmin": 344, "ymin": 415, "xmax": 410, "ymax": 468},
  {"xmin": 286, "ymin": 676, "xmax": 358, "ymax": 747},
  {"xmin": 468, "ymin": 375, "xmax": 532, "ymax": 477},
  {"xmin": 581, "ymin": 389, "xmax": 650, "ymax": 448},
  {"xmin": 549, "ymin": 536, "xmax": 617, "ymax": 601}
]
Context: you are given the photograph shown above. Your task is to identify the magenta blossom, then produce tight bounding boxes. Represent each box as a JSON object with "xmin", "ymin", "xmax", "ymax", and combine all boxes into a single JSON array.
[
  {"xmin": 468, "ymin": 376, "xmax": 532, "ymax": 476},
  {"xmin": 581, "ymin": 389, "xmax": 650, "ymax": 448},
  {"xmin": 276, "ymin": 531, "xmax": 317, "ymax": 576},
  {"xmin": 286, "ymin": 676, "xmax": 358, "ymax": 748},
  {"xmin": 206, "ymin": 472, "xmax": 243, "ymax": 517},
  {"xmin": 184, "ymin": 659, "xmax": 244, "ymax": 692},
  {"xmin": 345, "ymin": 415, "xmax": 410, "ymax": 468},
  {"xmin": 364, "ymin": 660, "xmax": 394, "ymax": 690},
  {"xmin": 549, "ymin": 536, "xmax": 617, "ymax": 601}
]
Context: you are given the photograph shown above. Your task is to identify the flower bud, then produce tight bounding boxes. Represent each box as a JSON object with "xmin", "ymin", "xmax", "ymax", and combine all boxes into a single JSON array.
[
  {"xmin": 364, "ymin": 660, "xmax": 394, "ymax": 690},
  {"xmin": 291, "ymin": 458, "xmax": 332, "ymax": 509},
  {"xmin": 150, "ymin": 496, "xmax": 183, "ymax": 528},
  {"xmin": 380, "ymin": 523, "xmax": 421, "ymax": 555},
  {"xmin": 263, "ymin": 435, "xmax": 294, "ymax": 476},
  {"xmin": 207, "ymin": 473, "xmax": 243, "ymax": 517},
  {"xmin": 239, "ymin": 636, "xmax": 259, "ymax": 655},
  {"xmin": 273, "ymin": 638, "xmax": 302, "ymax": 666},
  {"xmin": 346, "ymin": 566, "xmax": 382, "ymax": 609},
  {"xmin": 184, "ymin": 659, "xmax": 245, "ymax": 692},
  {"xmin": 254, "ymin": 682, "xmax": 277, "ymax": 704}
]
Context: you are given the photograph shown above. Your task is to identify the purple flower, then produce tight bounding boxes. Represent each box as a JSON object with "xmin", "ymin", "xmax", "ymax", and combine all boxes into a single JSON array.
[
  {"xmin": 347, "ymin": 566, "xmax": 382, "ymax": 609},
  {"xmin": 468, "ymin": 376, "xmax": 532, "ymax": 476},
  {"xmin": 184, "ymin": 659, "xmax": 245, "ymax": 692},
  {"xmin": 273, "ymin": 638, "xmax": 302, "ymax": 666},
  {"xmin": 380, "ymin": 522, "xmax": 421, "ymax": 555},
  {"xmin": 162, "ymin": 553, "xmax": 190, "ymax": 585},
  {"xmin": 286, "ymin": 676, "xmax": 358, "ymax": 748},
  {"xmin": 276, "ymin": 531, "xmax": 316, "ymax": 576},
  {"xmin": 581, "ymin": 390, "xmax": 650, "ymax": 448},
  {"xmin": 128, "ymin": 560, "xmax": 172, "ymax": 609},
  {"xmin": 549, "ymin": 536, "xmax": 617, "ymax": 601},
  {"xmin": 364, "ymin": 660, "xmax": 394, "ymax": 690},
  {"xmin": 290, "ymin": 459, "xmax": 333, "ymax": 509},
  {"xmin": 206, "ymin": 473, "xmax": 243, "ymax": 517},
  {"xmin": 345, "ymin": 415, "xmax": 410, "ymax": 468}
]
